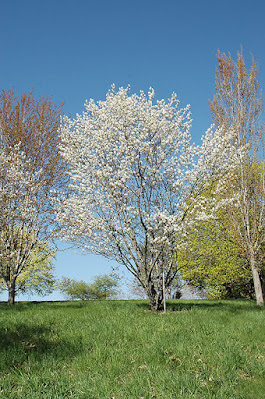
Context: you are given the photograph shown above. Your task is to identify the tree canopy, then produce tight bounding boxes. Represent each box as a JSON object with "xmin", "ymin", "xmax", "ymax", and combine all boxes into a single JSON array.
[
  {"xmin": 0, "ymin": 89, "xmax": 67, "ymax": 304},
  {"xmin": 56, "ymin": 86, "xmax": 243, "ymax": 311},
  {"xmin": 58, "ymin": 274, "xmax": 120, "ymax": 301},
  {"xmin": 0, "ymin": 237, "xmax": 56, "ymax": 299},
  {"xmin": 209, "ymin": 50, "xmax": 265, "ymax": 305}
]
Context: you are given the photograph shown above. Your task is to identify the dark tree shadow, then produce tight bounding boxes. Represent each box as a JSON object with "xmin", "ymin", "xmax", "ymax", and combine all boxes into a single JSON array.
[
  {"xmin": 0, "ymin": 321, "xmax": 85, "ymax": 371},
  {"xmin": 0, "ymin": 300, "xmax": 88, "ymax": 311},
  {"xmin": 135, "ymin": 299, "xmax": 264, "ymax": 313}
]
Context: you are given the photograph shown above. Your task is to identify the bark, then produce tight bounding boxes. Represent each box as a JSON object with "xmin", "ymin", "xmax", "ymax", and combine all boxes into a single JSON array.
[
  {"xmin": 147, "ymin": 281, "xmax": 164, "ymax": 311},
  {"xmin": 249, "ymin": 253, "xmax": 264, "ymax": 306},
  {"xmin": 224, "ymin": 283, "xmax": 233, "ymax": 299},
  {"xmin": 261, "ymin": 273, "xmax": 265, "ymax": 297},
  {"xmin": 7, "ymin": 279, "xmax": 16, "ymax": 305}
]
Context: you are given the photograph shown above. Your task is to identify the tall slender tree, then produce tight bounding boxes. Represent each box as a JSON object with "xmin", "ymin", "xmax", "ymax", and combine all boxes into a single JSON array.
[
  {"xmin": 209, "ymin": 50, "xmax": 265, "ymax": 305},
  {"xmin": 0, "ymin": 89, "xmax": 67, "ymax": 304}
]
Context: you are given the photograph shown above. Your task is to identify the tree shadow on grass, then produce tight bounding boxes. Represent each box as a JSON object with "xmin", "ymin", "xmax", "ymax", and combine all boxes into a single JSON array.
[
  {"xmin": 0, "ymin": 322, "xmax": 84, "ymax": 371},
  {"xmin": 135, "ymin": 299, "xmax": 264, "ymax": 313},
  {"xmin": 0, "ymin": 300, "xmax": 88, "ymax": 312}
]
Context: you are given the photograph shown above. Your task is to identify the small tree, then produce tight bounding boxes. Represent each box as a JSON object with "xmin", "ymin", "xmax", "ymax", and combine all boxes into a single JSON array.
[
  {"xmin": 0, "ymin": 89, "xmax": 67, "ymax": 304},
  {"xmin": 58, "ymin": 274, "xmax": 120, "ymax": 300},
  {"xmin": 58, "ymin": 277, "xmax": 94, "ymax": 300},
  {"xmin": 89, "ymin": 274, "xmax": 120, "ymax": 300},
  {"xmin": 56, "ymin": 86, "xmax": 244, "ymax": 311}
]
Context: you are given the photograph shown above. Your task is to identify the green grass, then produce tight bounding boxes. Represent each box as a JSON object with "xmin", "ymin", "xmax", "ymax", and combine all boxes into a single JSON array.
[{"xmin": 0, "ymin": 300, "xmax": 264, "ymax": 398}]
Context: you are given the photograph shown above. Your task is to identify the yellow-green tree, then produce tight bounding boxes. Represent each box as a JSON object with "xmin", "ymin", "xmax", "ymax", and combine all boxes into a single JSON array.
[
  {"xmin": 178, "ymin": 162, "xmax": 265, "ymax": 299},
  {"xmin": 58, "ymin": 274, "xmax": 120, "ymax": 301},
  {"xmin": 178, "ymin": 216, "xmax": 254, "ymax": 299},
  {"xmin": 0, "ymin": 232, "xmax": 56, "ymax": 301}
]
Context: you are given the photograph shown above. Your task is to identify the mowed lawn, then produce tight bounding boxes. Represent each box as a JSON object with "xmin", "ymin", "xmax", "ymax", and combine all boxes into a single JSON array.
[{"xmin": 0, "ymin": 300, "xmax": 264, "ymax": 399}]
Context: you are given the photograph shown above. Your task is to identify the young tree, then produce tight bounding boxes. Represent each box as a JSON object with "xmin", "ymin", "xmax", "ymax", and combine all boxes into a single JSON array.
[
  {"xmin": 56, "ymin": 86, "xmax": 244, "ymax": 311},
  {"xmin": 58, "ymin": 277, "xmax": 93, "ymax": 300},
  {"xmin": 0, "ymin": 89, "xmax": 66, "ymax": 304},
  {"xmin": 209, "ymin": 50, "xmax": 265, "ymax": 305},
  {"xmin": 89, "ymin": 274, "xmax": 120, "ymax": 300}
]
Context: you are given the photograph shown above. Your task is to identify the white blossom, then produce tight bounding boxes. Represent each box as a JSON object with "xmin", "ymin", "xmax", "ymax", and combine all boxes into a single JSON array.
[
  {"xmin": 56, "ymin": 86, "xmax": 245, "ymax": 310},
  {"xmin": 0, "ymin": 145, "xmax": 60, "ymax": 300}
]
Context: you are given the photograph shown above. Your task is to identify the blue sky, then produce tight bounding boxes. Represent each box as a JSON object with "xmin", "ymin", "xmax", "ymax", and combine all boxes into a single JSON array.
[{"xmin": 1, "ymin": 0, "xmax": 265, "ymax": 301}]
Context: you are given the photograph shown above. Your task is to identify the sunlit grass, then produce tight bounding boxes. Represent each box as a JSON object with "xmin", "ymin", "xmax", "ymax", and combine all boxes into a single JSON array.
[{"xmin": 0, "ymin": 300, "xmax": 264, "ymax": 398}]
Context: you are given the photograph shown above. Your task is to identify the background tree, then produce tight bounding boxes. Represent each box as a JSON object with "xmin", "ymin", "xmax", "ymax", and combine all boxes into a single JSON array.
[
  {"xmin": 0, "ymin": 237, "xmax": 56, "ymax": 299},
  {"xmin": 0, "ymin": 89, "xmax": 67, "ymax": 304},
  {"xmin": 56, "ymin": 86, "xmax": 243, "ymax": 311},
  {"xmin": 58, "ymin": 277, "xmax": 93, "ymax": 300},
  {"xmin": 178, "ymin": 217, "xmax": 255, "ymax": 299},
  {"xmin": 89, "ymin": 274, "xmax": 121, "ymax": 300},
  {"xmin": 58, "ymin": 274, "xmax": 120, "ymax": 300},
  {"xmin": 178, "ymin": 181, "xmax": 257, "ymax": 300},
  {"xmin": 127, "ymin": 277, "xmax": 147, "ymax": 299},
  {"xmin": 127, "ymin": 271, "xmax": 183, "ymax": 299},
  {"xmin": 209, "ymin": 50, "xmax": 265, "ymax": 305}
]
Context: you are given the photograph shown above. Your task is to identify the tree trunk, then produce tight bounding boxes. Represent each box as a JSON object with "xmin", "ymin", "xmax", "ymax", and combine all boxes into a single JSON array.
[
  {"xmin": 7, "ymin": 280, "xmax": 16, "ymax": 305},
  {"xmin": 261, "ymin": 273, "xmax": 265, "ymax": 298},
  {"xmin": 249, "ymin": 253, "xmax": 264, "ymax": 306},
  {"xmin": 148, "ymin": 295, "xmax": 164, "ymax": 311},
  {"xmin": 147, "ymin": 282, "xmax": 164, "ymax": 311},
  {"xmin": 224, "ymin": 283, "xmax": 233, "ymax": 299}
]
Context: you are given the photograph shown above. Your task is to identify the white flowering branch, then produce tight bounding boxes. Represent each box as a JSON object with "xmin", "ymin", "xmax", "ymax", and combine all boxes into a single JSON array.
[{"xmin": 56, "ymin": 86, "xmax": 245, "ymax": 311}]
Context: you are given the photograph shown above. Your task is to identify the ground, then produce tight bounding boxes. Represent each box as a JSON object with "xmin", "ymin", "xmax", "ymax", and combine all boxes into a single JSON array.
[{"xmin": 0, "ymin": 300, "xmax": 264, "ymax": 398}]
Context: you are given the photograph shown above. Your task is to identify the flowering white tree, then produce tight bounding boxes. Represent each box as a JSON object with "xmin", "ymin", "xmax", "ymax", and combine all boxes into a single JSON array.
[
  {"xmin": 57, "ymin": 86, "xmax": 243, "ymax": 311},
  {"xmin": 0, "ymin": 147, "xmax": 57, "ymax": 304},
  {"xmin": 0, "ymin": 90, "xmax": 67, "ymax": 304}
]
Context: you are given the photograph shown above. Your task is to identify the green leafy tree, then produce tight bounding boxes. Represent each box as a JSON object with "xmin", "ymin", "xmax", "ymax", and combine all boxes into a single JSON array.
[
  {"xmin": 178, "ymin": 216, "xmax": 254, "ymax": 299},
  {"xmin": 58, "ymin": 277, "xmax": 94, "ymax": 300},
  {"xmin": 178, "ymin": 173, "xmax": 263, "ymax": 299},
  {"xmin": 0, "ymin": 235, "xmax": 56, "ymax": 300},
  {"xmin": 89, "ymin": 274, "xmax": 120, "ymax": 300},
  {"xmin": 58, "ymin": 274, "xmax": 120, "ymax": 301}
]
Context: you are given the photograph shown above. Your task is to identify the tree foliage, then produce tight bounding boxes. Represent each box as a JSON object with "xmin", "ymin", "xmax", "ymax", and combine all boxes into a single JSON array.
[
  {"xmin": 56, "ymin": 86, "xmax": 243, "ymax": 311},
  {"xmin": 0, "ymin": 89, "xmax": 67, "ymax": 304},
  {"xmin": 58, "ymin": 274, "xmax": 120, "ymax": 300},
  {"xmin": 0, "ymin": 238, "xmax": 56, "ymax": 297},
  {"xmin": 209, "ymin": 50, "xmax": 265, "ymax": 305},
  {"xmin": 178, "ymin": 217, "xmax": 254, "ymax": 299}
]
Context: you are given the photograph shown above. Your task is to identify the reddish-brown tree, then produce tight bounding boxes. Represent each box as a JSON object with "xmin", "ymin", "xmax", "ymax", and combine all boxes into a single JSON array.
[{"xmin": 0, "ymin": 89, "xmax": 67, "ymax": 304}]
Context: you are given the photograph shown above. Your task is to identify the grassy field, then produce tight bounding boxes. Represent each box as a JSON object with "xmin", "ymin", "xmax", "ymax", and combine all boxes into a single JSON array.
[{"xmin": 0, "ymin": 300, "xmax": 264, "ymax": 399}]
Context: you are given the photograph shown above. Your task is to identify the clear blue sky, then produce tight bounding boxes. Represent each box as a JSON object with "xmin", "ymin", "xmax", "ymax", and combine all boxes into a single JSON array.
[{"xmin": 1, "ymin": 0, "xmax": 265, "ymax": 301}]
